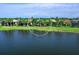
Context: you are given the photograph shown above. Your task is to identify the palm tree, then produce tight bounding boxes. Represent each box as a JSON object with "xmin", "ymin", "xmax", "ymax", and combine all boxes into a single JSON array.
[
  {"xmin": 27, "ymin": 17, "xmax": 33, "ymax": 26},
  {"xmin": 49, "ymin": 18, "xmax": 57, "ymax": 27},
  {"xmin": 36, "ymin": 18, "xmax": 41, "ymax": 26},
  {"xmin": 56, "ymin": 18, "xmax": 63, "ymax": 27},
  {"xmin": 45, "ymin": 18, "xmax": 50, "ymax": 26},
  {"xmin": 42, "ymin": 18, "xmax": 49, "ymax": 26},
  {"xmin": 32, "ymin": 18, "xmax": 37, "ymax": 26}
]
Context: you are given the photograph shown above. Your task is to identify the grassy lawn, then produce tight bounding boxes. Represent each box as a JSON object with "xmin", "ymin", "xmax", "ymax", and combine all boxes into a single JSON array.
[{"xmin": 0, "ymin": 26, "xmax": 79, "ymax": 33}]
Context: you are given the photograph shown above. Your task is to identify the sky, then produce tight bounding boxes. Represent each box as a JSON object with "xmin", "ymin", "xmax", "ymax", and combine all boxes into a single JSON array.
[{"xmin": 0, "ymin": 3, "xmax": 79, "ymax": 18}]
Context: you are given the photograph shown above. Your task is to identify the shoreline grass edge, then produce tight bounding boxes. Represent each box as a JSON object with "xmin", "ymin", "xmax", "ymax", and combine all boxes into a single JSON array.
[{"xmin": 0, "ymin": 26, "xmax": 79, "ymax": 33}]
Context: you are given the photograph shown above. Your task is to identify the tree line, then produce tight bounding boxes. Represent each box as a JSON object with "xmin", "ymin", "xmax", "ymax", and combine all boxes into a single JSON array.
[{"xmin": 0, "ymin": 17, "xmax": 79, "ymax": 27}]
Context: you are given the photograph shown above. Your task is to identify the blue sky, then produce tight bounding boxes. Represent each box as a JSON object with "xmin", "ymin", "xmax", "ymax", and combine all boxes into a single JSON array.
[{"xmin": 0, "ymin": 3, "xmax": 79, "ymax": 18}]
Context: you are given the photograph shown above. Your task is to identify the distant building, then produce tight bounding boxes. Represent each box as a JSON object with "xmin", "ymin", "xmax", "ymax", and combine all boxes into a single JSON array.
[
  {"xmin": 71, "ymin": 19, "xmax": 79, "ymax": 27},
  {"xmin": 13, "ymin": 19, "xmax": 19, "ymax": 25},
  {"xmin": 63, "ymin": 19, "xmax": 71, "ymax": 26}
]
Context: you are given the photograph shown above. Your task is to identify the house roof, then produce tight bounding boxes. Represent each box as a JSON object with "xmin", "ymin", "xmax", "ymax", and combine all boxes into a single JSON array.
[
  {"xmin": 13, "ymin": 19, "xmax": 19, "ymax": 22},
  {"xmin": 71, "ymin": 20, "xmax": 79, "ymax": 23},
  {"xmin": 50, "ymin": 19, "xmax": 56, "ymax": 22}
]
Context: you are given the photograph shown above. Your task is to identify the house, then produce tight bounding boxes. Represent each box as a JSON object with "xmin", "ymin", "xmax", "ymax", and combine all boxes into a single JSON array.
[
  {"xmin": 13, "ymin": 19, "xmax": 19, "ymax": 25},
  {"xmin": 71, "ymin": 19, "xmax": 79, "ymax": 27},
  {"xmin": 63, "ymin": 19, "xmax": 71, "ymax": 26}
]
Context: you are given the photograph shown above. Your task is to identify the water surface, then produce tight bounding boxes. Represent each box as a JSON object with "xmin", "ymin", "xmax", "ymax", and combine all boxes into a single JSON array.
[{"xmin": 0, "ymin": 30, "xmax": 79, "ymax": 55}]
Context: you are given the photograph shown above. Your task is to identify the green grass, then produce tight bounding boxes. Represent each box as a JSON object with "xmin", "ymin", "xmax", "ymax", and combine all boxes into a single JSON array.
[{"xmin": 0, "ymin": 26, "xmax": 79, "ymax": 33}]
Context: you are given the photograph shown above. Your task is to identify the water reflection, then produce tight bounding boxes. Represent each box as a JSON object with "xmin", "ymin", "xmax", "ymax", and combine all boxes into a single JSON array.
[
  {"xmin": 0, "ymin": 30, "xmax": 78, "ymax": 54},
  {"xmin": 1, "ymin": 30, "xmax": 14, "ymax": 40},
  {"xmin": 74, "ymin": 33, "xmax": 79, "ymax": 48}
]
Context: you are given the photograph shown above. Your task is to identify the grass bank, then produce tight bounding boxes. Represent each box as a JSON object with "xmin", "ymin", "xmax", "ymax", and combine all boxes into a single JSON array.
[{"xmin": 0, "ymin": 26, "xmax": 79, "ymax": 33}]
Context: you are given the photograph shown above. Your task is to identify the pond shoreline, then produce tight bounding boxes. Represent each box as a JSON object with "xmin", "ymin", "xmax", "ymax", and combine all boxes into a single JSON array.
[{"xmin": 0, "ymin": 26, "xmax": 79, "ymax": 33}]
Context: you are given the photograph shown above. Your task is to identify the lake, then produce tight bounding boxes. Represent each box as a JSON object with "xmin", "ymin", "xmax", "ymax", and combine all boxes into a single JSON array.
[{"xmin": 0, "ymin": 30, "xmax": 79, "ymax": 55}]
